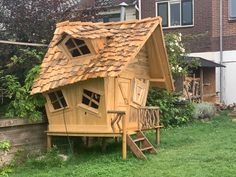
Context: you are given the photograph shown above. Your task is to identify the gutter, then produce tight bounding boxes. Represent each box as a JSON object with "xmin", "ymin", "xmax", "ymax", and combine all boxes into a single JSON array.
[{"xmin": 220, "ymin": 0, "xmax": 224, "ymax": 102}]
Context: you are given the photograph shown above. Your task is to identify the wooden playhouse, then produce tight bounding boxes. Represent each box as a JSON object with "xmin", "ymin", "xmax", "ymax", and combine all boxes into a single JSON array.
[{"xmin": 31, "ymin": 17, "xmax": 174, "ymax": 159}]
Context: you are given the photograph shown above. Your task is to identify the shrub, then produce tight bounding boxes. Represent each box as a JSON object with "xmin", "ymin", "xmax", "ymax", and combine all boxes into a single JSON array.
[
  {"xmin": 26, "ymin": 147, "xmax": 65, "ymax": 169},
  {"xmin": 192, "ymin": 102, "xmax": 216, "ymax": 120},
  {"xmin": 147, "ymin": 88, "xmax": 194, "ymax": 127}
]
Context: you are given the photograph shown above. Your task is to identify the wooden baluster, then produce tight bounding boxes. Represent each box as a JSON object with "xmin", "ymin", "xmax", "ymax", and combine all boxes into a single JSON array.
[
  {"xmin": 122, "ymin": 114, "xmax": 127, "ymax": 160},
  {"xmin": 155, "ymin": 109, "xmax": 160, "ymax": 145}
]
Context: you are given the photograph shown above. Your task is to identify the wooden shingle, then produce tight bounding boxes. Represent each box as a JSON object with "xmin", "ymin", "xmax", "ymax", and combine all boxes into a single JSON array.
[{"xmin": 31, "ymin": 17, "xmax": 163, "ymax": 94}]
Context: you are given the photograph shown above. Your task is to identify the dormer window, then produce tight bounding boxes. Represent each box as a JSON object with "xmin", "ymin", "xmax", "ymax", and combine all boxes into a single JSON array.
[{"xmin": 65, "ymin": 38, "xmax": 91, "ymax": 57}]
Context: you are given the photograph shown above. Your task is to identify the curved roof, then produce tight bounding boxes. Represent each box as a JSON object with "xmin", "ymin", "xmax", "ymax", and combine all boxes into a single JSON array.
[{"xmin": 31, "ymin": 17, "xmax": 173, "ymax": 94}]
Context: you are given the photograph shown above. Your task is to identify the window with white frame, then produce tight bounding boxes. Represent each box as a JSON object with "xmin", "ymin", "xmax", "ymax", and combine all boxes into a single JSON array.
[
  {"xmin": 229, "ymin": 0, "xmax": 236, "ymax": 20},
  {"xmin": 156, "ymin": 0, "xmax": 193, "ymax": 28}
]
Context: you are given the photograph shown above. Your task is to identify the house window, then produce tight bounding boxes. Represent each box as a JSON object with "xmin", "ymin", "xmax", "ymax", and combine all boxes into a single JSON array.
[
  {"xmin": 48, "ymin": 90, "xmax": 67, "ymax": 110},
  {"xmin": 156, "ymin": 0, "xmax": 193, "ymax": 28},
  {"xmin": 229, "ymin": 0, "xmax": 236, "ymax": 20},
  {"xmin": 103, "ymin": 13, "xmax": 121, "ymax": 22},
  {"xmin": 82, "ymin": 89, "xmax": 101, "ymax": 109},
  {"xmin": 65, "ymin": 38, "xmax": 91, "ymax": 57}
]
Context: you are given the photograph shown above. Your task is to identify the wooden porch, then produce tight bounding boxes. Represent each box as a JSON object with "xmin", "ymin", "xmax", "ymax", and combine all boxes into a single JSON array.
[{"xmin": 47, "ymin": 106, "xmax": 162, "ymax": 160}]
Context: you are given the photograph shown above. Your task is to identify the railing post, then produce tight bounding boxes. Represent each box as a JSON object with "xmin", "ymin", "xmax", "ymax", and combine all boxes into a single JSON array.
[
  {"xmin": 122, "ymin": 114, "xmax": 127, "ymax": 160},
  {"xmin": 155, "ymin": 109, "xmax": 160, "ymax": 144}
]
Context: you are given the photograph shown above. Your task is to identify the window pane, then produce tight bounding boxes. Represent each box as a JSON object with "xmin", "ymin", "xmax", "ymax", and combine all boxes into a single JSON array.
[
  {"xmin": 91, "ymin": 102, "xmax": 99, "ymax": 109},
  {"xmin": 74, "ymin": 39, "xmax": 85, "ymax": 46},
  {"xmin": 52, "ymin": 102, "xmax": 61, "ymax": 110},
  {"xmin": 170, "ymin": 3, "xmax": 180, "ymax": 26},
  {"xmin": 48, "ymin": 92, "xmax": 57, "ymax": 103},
  {"xmin": 80, "ymin": 45, "xmax": 91, "ymax": 55},
  {"xmin": 56, "ymin": 90, "xmax": 63, "ymax": 98},
  {"xmin": 60, "ymin": 98, "xmax": 67, "ymax": 107},
  {"xmin": 71, "ymin": 49, "xmax": 81, "ymax": 57},
  {"xmin": 83, "ymin": 89, "xmax": 93, "ymax": 97},
  {"xmin": 229, "ymin": 0, "xmax": 236, "ymax": 18},
  {"xmin": 93, "ymin": 93, "xmax": 100, "ymax": 103},
  {"xmin": 182, "ymin": 0, "xmax": 193, "ymax": 25},
  {"xmin": 82, "ymin": 96, "xmax": 90, "ymax": 106},
  {"xmin": 65, "ymin": 39, "xmax": 75, "ymax": 49},
  {"xmin": 158, "ymin": 3, "xmax": 168, "ymax": 27}
]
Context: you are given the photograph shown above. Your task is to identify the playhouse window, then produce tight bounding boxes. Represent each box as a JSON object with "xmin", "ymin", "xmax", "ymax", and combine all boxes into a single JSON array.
[
  {"xmin": 65, "ymin": 38, "xmax": 91, "ymax": 57},
  {"xmin": 48, "ymin": 90, "xmax": 67, "ymax": 110},
  {"xmin": 82, "ymin": 89, "xmax": 100, "ymax": 109}
]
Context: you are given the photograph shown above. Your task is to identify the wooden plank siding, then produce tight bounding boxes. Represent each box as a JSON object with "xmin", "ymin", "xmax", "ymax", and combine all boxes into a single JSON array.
[{"xmin": 0, "ymin": 118, "xmax": 47, "ymax": 167}]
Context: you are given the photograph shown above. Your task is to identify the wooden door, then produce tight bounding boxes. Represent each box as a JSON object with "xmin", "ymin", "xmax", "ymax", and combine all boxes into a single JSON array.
[{"xmin": 115, "ymin": 77, "xmax": 131, "ymax": 110}]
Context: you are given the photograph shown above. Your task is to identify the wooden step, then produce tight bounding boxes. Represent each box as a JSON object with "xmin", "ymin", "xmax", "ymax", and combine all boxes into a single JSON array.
[
  {"xmin": 127, "ymin": 131, "xmax": 157, "ymax": 159},
  {"xmin": 133, "ymin": 137, "xmax": 145, "ymax": 143},
  {"xmin": 127, "ymin": 135, "xmax": 147, "ymax": 160},
  {"xmin": 140, "ymin": 146, "xmax": 153, "ymax": 151}
]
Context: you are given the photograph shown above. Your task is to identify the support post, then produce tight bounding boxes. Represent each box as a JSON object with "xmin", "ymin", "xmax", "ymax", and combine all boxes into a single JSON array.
[
  {"xmin": 200, "ymin": 68, "xmax": 204, "ymax": 102},
  {"xmin": 156, "ymin": 128, "xmax": 160, "ymax": 145},
  {"xmin": 47, "ymin": 135, "xmax": 52, "ymax": 150},
  {"xmin": 155, "ymin": 109, "xmax": 160, "ymax": 144},
  {"xmin": 122, "ymin": 114, "xmax": 127, "ymax": 160}
]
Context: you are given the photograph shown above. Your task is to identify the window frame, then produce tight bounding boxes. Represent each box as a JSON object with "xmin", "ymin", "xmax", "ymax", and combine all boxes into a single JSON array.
[
  {"xmin": 46, "ymin": 90, "xmax": 69, "ymax": 112},
  {"xmin": 156, "ymin": 0, "xmax": 194, "ymax": 29},
  {"xmin": 60, "ymin": 36, "xmax": 95, "ymax": 60},
  {"xmin": 77, "ymin": 88, "xmax": 103, "ymax": 114},
  {"xmin": 229, "ymin": 0, "xmax": 236, "ymax": 20},
  {"xmin": 103, "ymin": 13, "xmax": 121, "ymax": 22}
]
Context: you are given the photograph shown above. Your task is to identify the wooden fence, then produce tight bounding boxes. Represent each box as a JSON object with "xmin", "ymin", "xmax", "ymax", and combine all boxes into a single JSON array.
[{"xmin": 0, "ymin": 118, "xmax": 47, "ymax": 167}]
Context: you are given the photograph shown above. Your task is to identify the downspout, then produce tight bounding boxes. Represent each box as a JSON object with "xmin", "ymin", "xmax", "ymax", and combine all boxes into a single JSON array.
[
  {"xmin": 138, "ymin": 0, "xmax": 142, "ymax": 20},
  {"xmin": 119, "ymin": 2, "xmax": 128, "ymax": 21},
  {"xmin": 220, "ymin": 0, "xmax": 224, "ymax": 102}
]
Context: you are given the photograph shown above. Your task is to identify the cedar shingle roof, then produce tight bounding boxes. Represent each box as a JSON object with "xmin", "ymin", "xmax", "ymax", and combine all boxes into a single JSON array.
[{"xmin": 31, "ymin": 17, "xmax": 162, "ymax": 94}]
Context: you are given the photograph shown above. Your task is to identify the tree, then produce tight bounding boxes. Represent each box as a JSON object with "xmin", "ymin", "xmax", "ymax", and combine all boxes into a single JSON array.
[{"xmin": 0, "ymin": 0, "xmax": 110, "ymax": 119}]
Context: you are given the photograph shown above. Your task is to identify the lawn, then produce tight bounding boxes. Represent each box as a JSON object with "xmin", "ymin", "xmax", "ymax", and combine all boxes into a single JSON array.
[{"xmin": 8, "ymin": 112, "xmax": 236, "ymax": 177}]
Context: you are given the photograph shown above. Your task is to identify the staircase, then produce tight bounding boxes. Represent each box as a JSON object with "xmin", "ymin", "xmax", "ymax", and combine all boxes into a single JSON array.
[{"xmin": 127, "ymin": 131, "xmax": 157, "ymax": 160}]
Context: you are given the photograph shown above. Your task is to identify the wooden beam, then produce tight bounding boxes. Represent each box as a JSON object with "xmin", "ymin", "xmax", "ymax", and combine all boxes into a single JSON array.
[
  {"xmin": 200, "ymin": 68, "xmax": 204, "ymax": 102},
  {"xmin": 150, "ymin": 78, "xmax": 165, "ymax": 83}
]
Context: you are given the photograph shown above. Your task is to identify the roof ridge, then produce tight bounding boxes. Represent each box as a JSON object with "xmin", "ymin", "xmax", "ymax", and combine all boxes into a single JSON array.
[{"xmin": 55, "ymin": 17, "xmax": 162, "ymax": 28}]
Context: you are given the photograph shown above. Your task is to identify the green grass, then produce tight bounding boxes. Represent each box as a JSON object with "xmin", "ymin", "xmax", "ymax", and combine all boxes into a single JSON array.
[{"xmin": 8, "ymin": 112, "xmax": 236, "ymax": 177}]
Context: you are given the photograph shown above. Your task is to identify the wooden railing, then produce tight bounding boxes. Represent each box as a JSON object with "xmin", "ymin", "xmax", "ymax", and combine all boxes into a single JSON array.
[
  {"xmin": 108, "ymin": 106, "xmax": 160, "ymax": 132},
  {"xmin": 138, "ymin": 106, "xmax": 160, "ymax": 130}
]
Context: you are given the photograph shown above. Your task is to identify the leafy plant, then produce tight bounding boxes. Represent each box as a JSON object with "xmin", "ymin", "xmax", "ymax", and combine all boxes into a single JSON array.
[
  {"xmin": 26, "ymin": 147, "xmax": 65, "ymax": 169},
  {"xmin": 3, "ymin": 65, "xmax": 45, "ymax": 121},
  {"xmin": 0, "ymin": 140, "xmax": 11, "ymax": 151},
  {"xmin": 147, "ymin": 89, "xmax": 194, "ymax": 127},
  {"xmin": 165, "ymin": 33, "xmax": 199, "ymax": 77},
  {"xmin": 192, "ymin": 102, "xmax": 216, "ymax": 120}
]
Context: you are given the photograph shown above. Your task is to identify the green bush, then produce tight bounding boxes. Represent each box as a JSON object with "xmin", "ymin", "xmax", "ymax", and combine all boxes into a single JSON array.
[
  {"xmin": 147, "ymin": 89, "xmax": 194, "ymax": 127},
  {"xmin": 26, "ymin": 147, "xmax": 64, "ymax": 170},
  {"xmin": 3, "ymin": 66, "xmax": 45, "ymax": 120},
  {"xmin": 192, "ymin": 102, "xmax": 216, "ymax": 120}
]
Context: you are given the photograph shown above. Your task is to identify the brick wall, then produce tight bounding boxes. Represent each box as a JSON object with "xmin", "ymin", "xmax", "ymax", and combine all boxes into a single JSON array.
[
  {"xmin": 212, "ymin": 0, "xmax": 236, "ymax": 51},
  {"xmin": 142, "ymin": 0, "xmax": 236, "ymax": 53},
  {"xmin": 141, "ymin": 0, "xmax": 156, "ymax": 18},
  {"xmin": 152, "ymin": 0, "xmax": 213, "ymax": 53}
]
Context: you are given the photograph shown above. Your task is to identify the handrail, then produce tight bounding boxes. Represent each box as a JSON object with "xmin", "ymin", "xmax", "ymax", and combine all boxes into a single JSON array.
[{"xmin": 107, "ymin": 110, "xmax": 126, "ymax": 132}]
